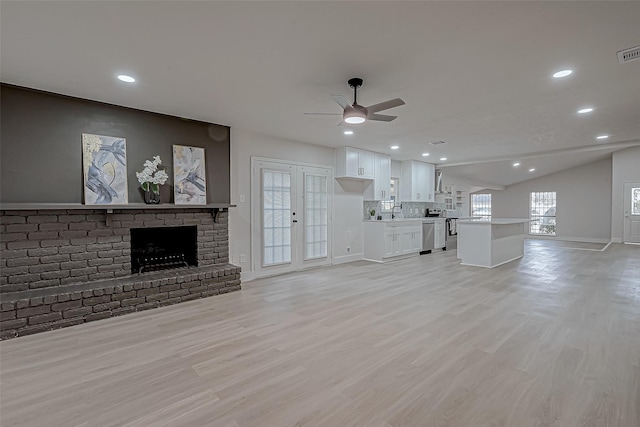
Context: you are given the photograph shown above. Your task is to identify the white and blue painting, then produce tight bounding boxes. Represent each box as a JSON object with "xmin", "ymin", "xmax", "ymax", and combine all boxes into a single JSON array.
[
  {"xmin": 173, "ymin": 145, "xmax": 206, "ymax": 205},
  {"xmin": 82, "ymin": 134, "xmax": 128, "ymax": 204}
]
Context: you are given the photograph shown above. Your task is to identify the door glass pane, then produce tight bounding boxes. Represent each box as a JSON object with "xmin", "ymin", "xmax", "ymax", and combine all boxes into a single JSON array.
[
  {"xmin": 263, "ymin": 170, "xmax": 291, "ymax": 266},
  {"xmin": 304, "ymin": 174, "xmax": 328, "ymax": 260},
  {"xmin": 632, "ymin": 187, "xmax": 640, "ymax": 215}
]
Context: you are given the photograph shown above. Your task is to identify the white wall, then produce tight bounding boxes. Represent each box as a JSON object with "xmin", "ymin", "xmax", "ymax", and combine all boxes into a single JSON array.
[
  {"xmin": 611, "ymin": 145, "xmax": 640, "ymax": 242},
  {"xmin": 229, "ymin": 129, "xmax": 364, "ymax": 280},
  {"xmin": 486, "ymin": 157, "xmax": 613, "ymax": 242}
]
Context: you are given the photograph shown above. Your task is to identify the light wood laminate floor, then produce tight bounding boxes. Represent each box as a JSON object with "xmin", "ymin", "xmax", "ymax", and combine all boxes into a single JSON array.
[{"xmin": 1, "ymin": 241, "xmax": 639, "ymax": 427}]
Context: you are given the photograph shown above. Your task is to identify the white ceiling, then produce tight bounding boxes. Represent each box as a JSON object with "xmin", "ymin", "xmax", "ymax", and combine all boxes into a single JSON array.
[{"xmin": 2, "ymin": 1, "xmax": 639, "ymax": 187}]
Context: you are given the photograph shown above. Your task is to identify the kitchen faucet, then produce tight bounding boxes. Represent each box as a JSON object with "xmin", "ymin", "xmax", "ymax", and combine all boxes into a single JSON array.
[{"xmin": 391, "ymin": 203, "xmax": 402, "ymax": 219}]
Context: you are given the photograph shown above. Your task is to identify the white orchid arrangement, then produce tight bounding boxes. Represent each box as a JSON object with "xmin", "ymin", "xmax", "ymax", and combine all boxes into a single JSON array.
[{"xmin": 136, "ymin": 155, "xmax": 168, "ymax": 194}]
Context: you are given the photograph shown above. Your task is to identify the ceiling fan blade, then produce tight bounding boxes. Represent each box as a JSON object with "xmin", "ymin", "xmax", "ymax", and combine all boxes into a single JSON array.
[
  {"xmin": 365, "ymin": 98, "xmax": 405, "ymax": 114},
  {"xmin": 303, "ymin": 112, "xmax": 342, "ymax": 116},
  {"xmin": 368, "ymin": 113, "xmax": 397, "ymax": 122},
  {"xmin": 330, "ymin": 94, "xmax": 352, "ymax": 110}
]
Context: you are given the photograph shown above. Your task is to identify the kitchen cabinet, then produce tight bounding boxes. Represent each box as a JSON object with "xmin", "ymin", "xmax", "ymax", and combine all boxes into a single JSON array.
[
  {"xmin": 384, "ymin": 224, "xmax": 402, "ymax": 257},
  {"xmin": 434, "ymin": 218, "xmax": 446, "ymax": 249},
  {"xmin": 364, "ymin": 220, "xmax": 423, "ymax": 262},
  {"xmin": 363, "ymin": 152, "xmax": 391, "ymax": 200},
  {"xmin": 443, "ymin": 184, "xmax": 455, "ymax": 210},
  {"xmin": 402, "ymin": 223, "xmax": 423, "ymax": 254},
  {"xmin": 335, "ymin": 147, "xmax": 374, "ymax": 180},
  {"xmin": 400, "ymin": 160, "xmax": 435, "ymax": 202}
]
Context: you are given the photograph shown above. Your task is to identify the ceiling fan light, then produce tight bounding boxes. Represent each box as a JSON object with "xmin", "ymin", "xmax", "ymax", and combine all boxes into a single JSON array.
[
  {"xmin": 344, "ymin": 115, "xmax": 366, "ymax": 124},
  {"xmin": 343, "ymin": 109, "xmax": 366, "ymax": 124}
]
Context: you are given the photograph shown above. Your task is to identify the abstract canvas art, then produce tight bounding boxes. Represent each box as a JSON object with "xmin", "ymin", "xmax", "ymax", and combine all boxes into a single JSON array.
[
  {"xmin": 82, "ymin": 134, "xmax": 128, "ymax": 205},
  {"xmin": 173, "ymin": 145, "xmax": 207, "ymax": 205}
]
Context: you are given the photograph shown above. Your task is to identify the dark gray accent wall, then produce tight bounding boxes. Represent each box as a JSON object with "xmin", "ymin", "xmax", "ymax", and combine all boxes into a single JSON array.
[{"xmin": 1, "ymin": 84, "xmax": 230, "ymax": 204}]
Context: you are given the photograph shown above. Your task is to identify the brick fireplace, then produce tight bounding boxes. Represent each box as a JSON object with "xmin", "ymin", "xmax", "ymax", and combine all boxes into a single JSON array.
[{"xmin": 0, "ymin": 207, "xmax": 240, "ymax": 339}]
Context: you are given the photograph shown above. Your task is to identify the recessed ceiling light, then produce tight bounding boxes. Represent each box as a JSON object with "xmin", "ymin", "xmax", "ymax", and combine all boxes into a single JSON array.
[
  {"xmin": 343, "ymin": 130, "xmax": 354, "ymax": 135},
  {"xmin": 596, "ymin": 135, "xmax": 609, "ymax": 140},
  {"xmin": 390, "ymin": 145, "xmax": 399, "ymax": 150},
  {"xmin": 577, "ymin": 107, "xmax": 594, "ymax": 114},
  {"xmin": 513, "ymin": 162, "xmax": 520, "ymax": 167},
  {"xmin": 553, "ymin": 69, "xmax": 573, "ymax": 78},
  {"xmin": 440, "ymin": 157, "xmax": 447, "ymax": 161},
  {"xmin": 117, "ymin": 74, "xmax": 136, "ymax": 83},
  {"xmin": 529, "ymin": 168, "xmax": 536, "ymax": 172},
  {"xmin": 422, "ymin": 153, "xmax": 430, "ymax": 157}
]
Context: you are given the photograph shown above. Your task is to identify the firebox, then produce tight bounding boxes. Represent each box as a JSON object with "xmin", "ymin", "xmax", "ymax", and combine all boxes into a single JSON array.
[{"xmin": 130, "ymin": 226, "xmax": 198, "ymax": 274}]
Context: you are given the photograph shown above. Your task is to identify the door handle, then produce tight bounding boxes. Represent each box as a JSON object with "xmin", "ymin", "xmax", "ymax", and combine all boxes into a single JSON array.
[{"xmin": 292, "ymin": 220, "xmax": 298, "ymax": 223}]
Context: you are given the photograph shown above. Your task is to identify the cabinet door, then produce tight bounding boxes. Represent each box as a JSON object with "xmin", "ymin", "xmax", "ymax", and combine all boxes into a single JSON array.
[
  {"xmin": 412, "ymin": 226, "xmax": 423, "ymax": 252},
  {"xmin": 364, "ymin": 153, "xmax": 391, "ymax": 200},
  {"xmin": 401, "ymin": 227, "xmax": 414, "ymax": 254},
  {"xmin": 377, "ymin": 153, "xmax": 391, "ymax": 199},
  {"xmin": 384, "ymin": 227, "xmax": 400, "ymax": 257},
  {"xmin": 416, "ymin": 162, "xmax": 424, "ymax": 201},
  {"xmin": 413, "ymin": 163, "xmax": 422, "ymax": 200},
  {"xmin": 400, "ymin": 161, "xmax": 413, "ymax": 202},
  {"xmin": 345, "ymin": 147, "xmax": 360, "ymax": 177},
  {"xmin": 359, "ymin": 150, "xmax": 375, "ymax": 179},
  {"xmin": 425, "ymin": 163, "xmax": 435, "ymax": 202}
]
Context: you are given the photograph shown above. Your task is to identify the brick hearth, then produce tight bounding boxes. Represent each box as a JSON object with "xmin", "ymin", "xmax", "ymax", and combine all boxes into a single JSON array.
[{"xmin": 0, "ymin": 208, "xmax": 240, "ymax": 339}]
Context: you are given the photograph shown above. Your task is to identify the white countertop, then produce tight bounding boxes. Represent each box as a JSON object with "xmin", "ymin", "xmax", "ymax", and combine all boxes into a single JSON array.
[
  {"xmin": 457, "ymin": 218, "xmax": 530, "ymax": 225},
  {"xmin": 364, "ymin": 217, "xmax": 444, "ymax": 223}
]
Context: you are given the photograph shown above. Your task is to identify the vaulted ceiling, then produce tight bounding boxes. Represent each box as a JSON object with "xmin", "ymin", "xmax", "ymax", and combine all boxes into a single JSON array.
[{"xmin": 2, "ymin": 1, "xmax": 639, "ymax": 186}]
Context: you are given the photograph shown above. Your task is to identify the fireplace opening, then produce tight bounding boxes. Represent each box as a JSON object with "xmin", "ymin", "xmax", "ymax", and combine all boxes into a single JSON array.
[{"xmin": 130, "ymin": 226, "xmax": 198, "ymax": 274}]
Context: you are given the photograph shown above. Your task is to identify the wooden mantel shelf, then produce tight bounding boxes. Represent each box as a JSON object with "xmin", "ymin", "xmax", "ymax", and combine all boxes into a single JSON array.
[
  {"xmin": 0, "ymin": 203, "xmax": 236, "ymax": 222},
  {"xmin": 0, "ymin": 203, "xmax": 235, "ymax": 211}
]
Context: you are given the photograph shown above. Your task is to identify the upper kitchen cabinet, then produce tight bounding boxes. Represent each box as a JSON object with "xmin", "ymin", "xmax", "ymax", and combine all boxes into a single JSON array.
[
  {"xmin": 335, "ymin": 147, "xmax": 375, "ymax": 180},
  {"xmin": 363, "ymin": 152, "xmax": 391, "ymax": 200},
  {"xmin": 400, "ymin": 160, "xmax": 435, "ymax": 202}
]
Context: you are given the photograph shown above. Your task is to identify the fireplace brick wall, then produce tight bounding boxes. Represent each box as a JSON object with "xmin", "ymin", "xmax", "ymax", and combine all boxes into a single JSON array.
[
  {"xmin": 1, "ymin": 209, "xmax": 228, "ymax": 293},
  {"xmin": 0, "ymin": 208, "xmax": 239, "ymax": 339}
]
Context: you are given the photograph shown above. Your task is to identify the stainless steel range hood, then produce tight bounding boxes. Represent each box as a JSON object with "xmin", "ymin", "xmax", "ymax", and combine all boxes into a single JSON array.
[{"xmin": 435, "ymin": 169, "xmax": 444, "ymax": 194}]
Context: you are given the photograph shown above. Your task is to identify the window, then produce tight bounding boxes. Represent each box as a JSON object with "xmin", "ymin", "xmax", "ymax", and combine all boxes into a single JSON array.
[
  {"xmin": 530, "ymin": 191, "xmax": 556, "ymax": 235},
  {"xmin": 471, "ymin": 194, "xmax": 491, "ymax": 219},
  {"xmin": 381, "ymin": 177, "xmax": 398, "ymax": 212},
  {"xmin": 304, "ymin": 173, "xmax": 328, "ymax": 260}
]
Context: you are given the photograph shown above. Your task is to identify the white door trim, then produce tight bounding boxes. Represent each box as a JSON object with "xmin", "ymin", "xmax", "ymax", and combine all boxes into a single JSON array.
[
  {"xmin": 250, "ymin": 157, "xmax": 334, "ymax": 279},
  {"xmin": 623, "ymin": 182, "xmax": 640, "ymax": 244}
]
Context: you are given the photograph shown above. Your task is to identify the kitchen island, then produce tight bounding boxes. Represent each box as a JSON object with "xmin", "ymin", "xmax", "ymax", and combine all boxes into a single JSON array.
[{"xmin": 457, "ymin": 218, "xmax": 530, "ymax": 268}]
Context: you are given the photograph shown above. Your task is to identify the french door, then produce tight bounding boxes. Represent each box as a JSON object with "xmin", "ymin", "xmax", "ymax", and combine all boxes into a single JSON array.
[
  {"xmin": 252, "ymin": 158, "xmax": 332, "ymax": 278},
  {"xmin": 623, "ymin": 182, "xmax": 640, "ymax": 243}
]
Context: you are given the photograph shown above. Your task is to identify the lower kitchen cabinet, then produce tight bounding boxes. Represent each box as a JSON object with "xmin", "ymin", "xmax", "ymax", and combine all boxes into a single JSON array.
[
  {"xmin": 434, "ymin": 218, "xmax": 446, "ymax": 249},
  {"xmin": 364, "ymin": 220, "xmax": 423, "ymax": 262},
  {"xmin": 384, "ymin": 224, "xmax": 402, "ymax": 257},
  {"xmin": 401, "ymin": 224, "xmax": 422, "ymax": 254}
]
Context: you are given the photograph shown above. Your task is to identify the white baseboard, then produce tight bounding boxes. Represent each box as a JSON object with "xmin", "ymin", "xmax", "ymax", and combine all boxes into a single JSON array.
[
  {"xmin": 526, "ymin": 236, "xmax": 610, "ymax": 244},
  {"xmin": 333, "ymin": 253, "xmax": 364, "ymax": 265},
  {"xmin": 241, "ymin": 271, "xmax": 255, "ymax": 282}
]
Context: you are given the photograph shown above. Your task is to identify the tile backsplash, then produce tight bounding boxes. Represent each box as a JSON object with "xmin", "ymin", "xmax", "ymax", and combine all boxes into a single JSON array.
[{"xmin": 363, "ymin": 201, "xmax": 445, "ymax": 220}]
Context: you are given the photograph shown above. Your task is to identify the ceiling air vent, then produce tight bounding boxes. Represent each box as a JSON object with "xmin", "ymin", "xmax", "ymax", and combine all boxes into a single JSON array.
[
  {"xmin": 617, "ymin": 45, "xmax": 640, "ymax": 64},
  {"xmin": 429, "ymin": 140, "xmax": 446, "ymax": 145}
]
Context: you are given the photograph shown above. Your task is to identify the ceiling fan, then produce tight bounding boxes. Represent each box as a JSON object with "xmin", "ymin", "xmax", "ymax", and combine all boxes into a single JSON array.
[{"xmin": 304, "ymin": 78, "xmax": 405, "ymax": 125}]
